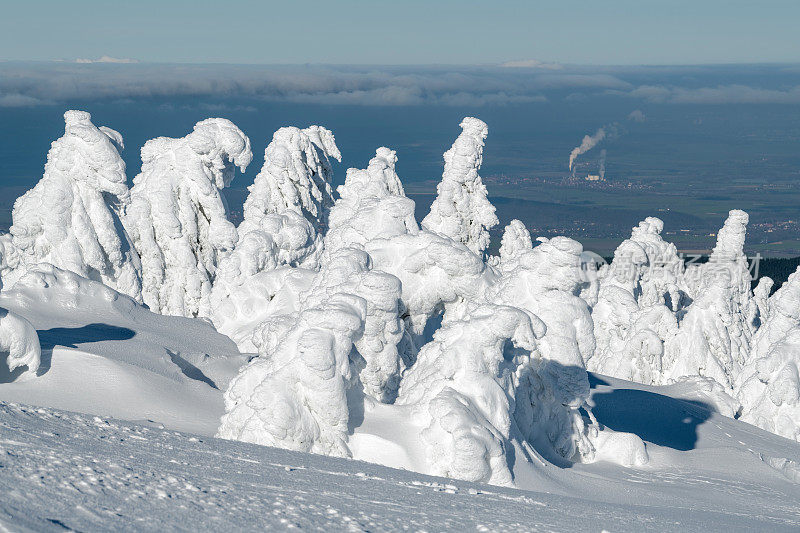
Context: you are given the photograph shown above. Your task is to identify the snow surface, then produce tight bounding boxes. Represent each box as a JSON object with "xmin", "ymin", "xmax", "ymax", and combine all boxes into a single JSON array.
[
  {"xmin": 3, "ymin": 373, "xmax": 800, "ymax": 531},
  {"xmin": 0, "ymin": 265, "xmax": 245, "ymax": 435}
]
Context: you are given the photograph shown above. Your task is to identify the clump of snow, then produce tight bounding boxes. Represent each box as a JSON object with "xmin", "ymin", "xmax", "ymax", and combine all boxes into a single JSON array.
[
  {"xmin": 397, "ymin": 304, "xmax": 542, "ymax": 485},
  {"xmin": 7, "ymin": 111, "xmax": 141, "ymax": 300},
  {"xmin": 324, "ymin": 147, "xmax": 418, "ymax": 258},
  {"xmin": 489, "ymin": 219, "xmax": 533, "ymax": 271},
  {"xmin": 236, "ymin": 125, "xmax": 340, "ymax": 267},
  {"xmin": 126, "ymin": 118, "xmax": 252, "ymax": 318},
  {"xmin": 218, "ymin": 248, "xmax": 406, "ymax": 453},
  {"xmin": 422, "ymin": 117, "xmax": 498, "ymax": 257},
  {"xmin": 0, "ymin": 307, "xmax": 40, "ymax": 378}
]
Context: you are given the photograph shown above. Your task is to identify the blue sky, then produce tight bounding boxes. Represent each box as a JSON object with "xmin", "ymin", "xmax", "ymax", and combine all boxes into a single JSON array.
[{"xmin": 2, "ymin": 0, "xmax": 800, "ymax": 65}]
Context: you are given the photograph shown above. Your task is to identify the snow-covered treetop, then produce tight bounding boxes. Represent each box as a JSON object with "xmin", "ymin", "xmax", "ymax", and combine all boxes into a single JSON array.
[
  {"xmin": 710, "ymin": 209, "xmax": 749, "ymax": 262},
  {"xmin": 325, "ymin": 147, "xmax": 418, "ymax": 257},
  {"xmin": 127, "ymin": 118, "xmax": 252, "ymax": 317},
  {"xmin": 495, "ymin": 220, "xmax": 533, "ymax": 271},
  {"xmin": 139, "ymin": 118, "xmax": 252, "ymax": 188},
  {"xmin": 338, "ymin": 147, "xmax": 405, "ymax": 201},
  {"xmin": 422, "ymin": 117, "xmax": 498, "ymax": 257},
  {"xmin": 8, "ymin": 110, "xmax": 141, "ymax": 300},
  {"xmin": 241, "ymin": 126, "xmax": 341, "ymax": 236}
]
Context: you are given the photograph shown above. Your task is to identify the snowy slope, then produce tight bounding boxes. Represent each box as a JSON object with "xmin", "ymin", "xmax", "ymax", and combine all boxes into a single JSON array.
[
  {"xmin": 1, "ymin": 397, "xmax": 799, "ymax": 532},
  {"xmin": 0, "ymin": 267, "xmax": 247, "ymax": 435}
]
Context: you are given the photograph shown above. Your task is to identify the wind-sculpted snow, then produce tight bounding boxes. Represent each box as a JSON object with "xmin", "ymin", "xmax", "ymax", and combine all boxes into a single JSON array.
[
  {"xmin": 9, "ymin": 111, "xmax": 800, "ymax": 487},
  {"xmin": 365, "ymin": 231, "xmax": 494, "ymax": 347},
  {"xmin": 484, "ymin": 236, "xmax": 618, "ymax": 464},
  {"xmin": 235, "ymin": 125, "xmax": 340, "ymax": 269},
  {"xmin": 0, "ymin": 308, "xmax": 40, "ymax": 378},
  {"xmin": 397, "ymin": 304, "xmax": 542, "ymax": 485},
  {"xmin": 242, "ymin": 125, "xmax": 339, "ymax": 235},
  {"xmin": 218, "ymin": 248, "xmax": 406, "ymax": 454},
  {"xmin": 588, "ymin": 219, "xmax": 679, "ymax": 385},
  {"xmin": 210, "ymin": 126, "xmax": 340, "ymax": 329},
  {"xmin": 664, "ymin": 210, "xmax": 756, "ymax": 390},
  {"xmin": 126, "ymin": 118, "xmax": 252, "ymax": 318},
  {"xmin": 422, "ymin": 117, "xmax": 498, "ymax": 257},
  {"xmin": 325, "ymin": 147, "xmax": 419, "ymax": 257},
  {"xmin": 7, "ymin": 111, "xmax": 141, "ymax": 301},
  {"xmin": 737, "ymin": 267, "xmax": 800, "ymax": 442}
]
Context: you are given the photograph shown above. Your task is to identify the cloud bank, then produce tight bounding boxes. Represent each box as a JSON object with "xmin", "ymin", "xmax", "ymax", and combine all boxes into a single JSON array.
[
  {"xmin": 1, "ymin": 63, "xmax": 799, "ymax": 108},
  {"xmin": 75, "ymin": 56, "xmax": 140, "ymax": 64}
]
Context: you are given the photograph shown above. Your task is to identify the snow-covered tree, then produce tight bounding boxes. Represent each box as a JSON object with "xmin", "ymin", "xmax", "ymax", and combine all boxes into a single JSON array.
[
  {"xmin": 664, "ymin": 210, "xmax": 756, "ymax": 389},
  {"xmin": 396, "ymin": 304, "xmax": 542, "ymax": 485},
  {"xmin": 237, "ymin": 125, "xmax": 340, "ymax": 264},
  {"xmin": 0, "ymin": 307, "xmax": 40, "ymax": 378},
  {"xmin": 7, "ymin": 110, "xmax": 141, "ymax": 300},
  {"xmin": 587, "ymin": 219, "xmax": 679, "ymax": 384},
  {"xmin": 736, "ymin": 266, "xmax": 800, "ymax": 441},
  {"xmin": 242, "ymin": 125, "xmax": 339, "ymax": 236},
  {"xmin": 126, "ymin": 118, "xmax": 252, "ymax": 318},
  {"xmin": 210, "ymin": 126, "xmax": 341, "ymax": 321},
  {"xmin": 489, "ymin": 219, "xmax": 533, "ymax": 272},
  {"xmin": 422, "ymin": 117, "xmax": 498, "ymax": 257},
  {"xmin": 324, "ymin": 147, "xmax": 418, "ymax": 258},
  {"xmin": 217, "ymin": 247, "xmax": 405, "ymax": 453}
]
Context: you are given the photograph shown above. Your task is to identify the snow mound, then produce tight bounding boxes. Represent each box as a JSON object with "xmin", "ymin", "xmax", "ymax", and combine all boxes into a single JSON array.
[
  {"xmin": 0, "ymin": 264, "xmax": 246, "ymax": 434},
  {"xmin": 126, "ymin": 118, "xmax": 252, "ymax": 318},
  {"xmin": 6, "ymin": 110, "xmax": 141, "ymax": 301},
  {"xmin": 0, "ymin": 307, "xmax": 40, "ymax": 378}
]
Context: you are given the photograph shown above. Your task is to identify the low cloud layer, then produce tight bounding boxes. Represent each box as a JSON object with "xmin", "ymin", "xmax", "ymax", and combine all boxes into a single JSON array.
[
  {"xmin": 1, "ymin": 62, "xmax": 799, "ymax": 108},
  {"xmin": 624, "ymin": 84, "xmax": 800, "ymax": 104},
  {"xmin": 75, "ymin": 56, "xmax": 140, "ymax": 64}
]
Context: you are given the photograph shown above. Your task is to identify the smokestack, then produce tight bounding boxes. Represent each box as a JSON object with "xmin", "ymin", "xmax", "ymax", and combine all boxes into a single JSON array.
[
  {"xmin": 569, "ymin": 127, "xmax": 606, "ymax": 172},
  {"xmin": 599, "ymin": 149, "xmax": 606, "ymax": 180}
]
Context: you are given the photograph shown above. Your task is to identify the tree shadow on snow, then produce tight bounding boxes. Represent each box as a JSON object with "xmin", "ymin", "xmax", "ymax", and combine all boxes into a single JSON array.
[
  {"xmin": 35, "ymin": 323, "xmax": 136, "ymax": 375},
  {"xmin": 589, "ymin": 373, "xmax": 713, "ymax": 452},
  {"xmin": 38, "ymin": 323, "xmax": 136, "ymax": 351}
]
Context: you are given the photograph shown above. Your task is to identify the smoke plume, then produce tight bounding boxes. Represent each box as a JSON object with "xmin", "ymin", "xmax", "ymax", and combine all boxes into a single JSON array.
[{"xmin": 569, "ymin": 127, "xmax": 606, "ymax": 172}]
